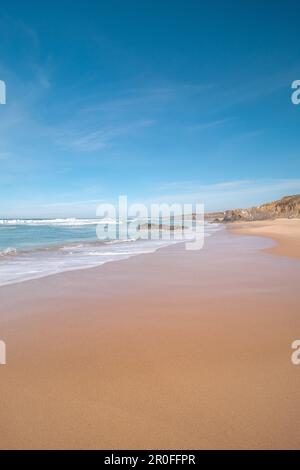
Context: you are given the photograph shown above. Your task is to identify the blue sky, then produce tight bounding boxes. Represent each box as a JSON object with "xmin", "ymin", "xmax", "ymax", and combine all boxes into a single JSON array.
[{"xmin": 0, "ymin": 0, "xmax": 300, "ymax": 217}]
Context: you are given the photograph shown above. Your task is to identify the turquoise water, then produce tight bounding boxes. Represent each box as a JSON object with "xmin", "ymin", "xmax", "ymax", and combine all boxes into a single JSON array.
[
  {"xmin": 0, "ymin": 219, "xmax": 221, "ymax": 286},
  {"xmin": 0, "ymin": 223, "xmax": 99, "ymax": 252}
]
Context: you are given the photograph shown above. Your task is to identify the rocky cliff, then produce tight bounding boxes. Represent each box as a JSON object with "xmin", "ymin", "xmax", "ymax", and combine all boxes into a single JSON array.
[{"xmin": 211, "ymin": 194, "xmax": 300, "ymax": 223}]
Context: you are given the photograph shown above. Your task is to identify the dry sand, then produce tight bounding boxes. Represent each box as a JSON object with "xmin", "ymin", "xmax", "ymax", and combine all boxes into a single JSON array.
[
  {"xmin": 0, "ymin": 224, "xmax": 300, "ymax": 449},
  {"xmin": 231, "ymin": 218, "xmax": 300, "ymax": 259}
]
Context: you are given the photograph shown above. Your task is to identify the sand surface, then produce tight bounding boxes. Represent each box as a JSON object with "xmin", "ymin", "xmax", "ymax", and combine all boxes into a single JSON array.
[
  {"xmin": 0, "ymin": 226, "xmax": 300, "ymax": 449},
  {"xmin": 231, "ymin": 218, "xmax": 300, "ymax": 259}
]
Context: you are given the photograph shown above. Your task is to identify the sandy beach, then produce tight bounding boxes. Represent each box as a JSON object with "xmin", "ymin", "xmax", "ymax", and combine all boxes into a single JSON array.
[
  {"xmin": 0, "ymin": 222, "xmax": 300, "ymax": 449},
  {"xmin": 231, "ymin": 218, "xmax": 300, "ymax": 259}
]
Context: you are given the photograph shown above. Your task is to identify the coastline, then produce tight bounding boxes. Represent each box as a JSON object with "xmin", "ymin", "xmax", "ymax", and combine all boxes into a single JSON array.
[
  {"xmin": 0, "ymin": 227, "xmax": 300, "ymax": 449},
  {"xmin": 230, "ymin": 218, "xmax": 300, "ymax": 259},
  {"xmin": 0, "ymin": 222, "xmax": 221, "ymax": 288},
  {"xmin": 1, "ymin": 0, "xmax": 300, "ymax": 453}
]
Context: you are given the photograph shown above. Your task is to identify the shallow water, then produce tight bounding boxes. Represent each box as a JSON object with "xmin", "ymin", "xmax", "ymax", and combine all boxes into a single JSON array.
[{"xmin": 0, "ymin": 219, "xmax": 221, "ymax": 286}]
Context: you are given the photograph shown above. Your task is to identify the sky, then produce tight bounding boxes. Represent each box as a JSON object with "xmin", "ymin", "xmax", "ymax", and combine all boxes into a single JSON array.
[{"xmin": 0, "ymin": 0, "xmax": 300, "ymax": 217}]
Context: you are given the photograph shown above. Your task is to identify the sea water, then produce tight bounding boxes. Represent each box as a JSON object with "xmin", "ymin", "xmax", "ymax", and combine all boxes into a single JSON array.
[{"xmin": 0, "ymin": 218, "xmax": 221, "ymax": 286}]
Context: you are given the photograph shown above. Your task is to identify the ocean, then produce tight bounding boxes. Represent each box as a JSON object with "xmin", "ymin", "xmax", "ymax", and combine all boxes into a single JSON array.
[{"xmin": 0, "ymin": 218, "xmax": 221, "ymax": 286}]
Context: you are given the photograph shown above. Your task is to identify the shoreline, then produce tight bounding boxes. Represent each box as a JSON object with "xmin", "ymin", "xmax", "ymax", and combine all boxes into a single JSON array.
[
  {"xmin": 230, "ymin": 218, "xmax": 300, "ymax": 259},
  {"xmin": 2, "ymin": 217, "xmax": 299, "ymax": 290},
  {"xmin": 0, "ymin": 222, "xmax": 221, "ymax": 288},
  {"xmin": 0, "ymin": 238, "xmax": 186, "ymax": 289},
  {"xmin": 0, "ymin": 227, "xmax": 300, "ymax": 449}
]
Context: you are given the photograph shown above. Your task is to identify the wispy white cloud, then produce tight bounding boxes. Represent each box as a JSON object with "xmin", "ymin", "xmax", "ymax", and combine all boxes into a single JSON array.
[
  {"xmin": 187, "ymin": 117, "xmax": 236, "ymax": 132},
  {"xmin": 55, "ymin": 119, "xmax": 156, "ymax": 152},
  {"xmin": 209, "ymin": 67, "xmax": 300, "ymax": 114},
  {"xmin": 151, "ymin": 178, "xmax": 300, "ymax": 211}
]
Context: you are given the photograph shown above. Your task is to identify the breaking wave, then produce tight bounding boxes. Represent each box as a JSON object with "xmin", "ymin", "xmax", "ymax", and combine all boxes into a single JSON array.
[{"xmin": 0, "ymin": 218, "xmax": 117, "ymax": 226}]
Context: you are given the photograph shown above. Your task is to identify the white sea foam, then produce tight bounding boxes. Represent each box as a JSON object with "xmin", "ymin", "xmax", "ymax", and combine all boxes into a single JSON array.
[
  {"xmin": 0, "ymin": 218, "xmax": 117, "ymax": 226},
  {"xmin": 0, "ymin": 247, "xmax": 17, "ymax": 256},
  {"xmin": 0, "ymin": 223, "xmax": 222, "ymax": 287}
]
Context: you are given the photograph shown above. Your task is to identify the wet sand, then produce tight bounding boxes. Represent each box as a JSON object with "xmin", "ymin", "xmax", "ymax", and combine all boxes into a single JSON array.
[
  {"xmin": 231, "ymin": 218, "xmax": 300, "ymax": 259},
  {"xmin": 0, "ymin": 227, "xmax": 300, "ymax": 449}
]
